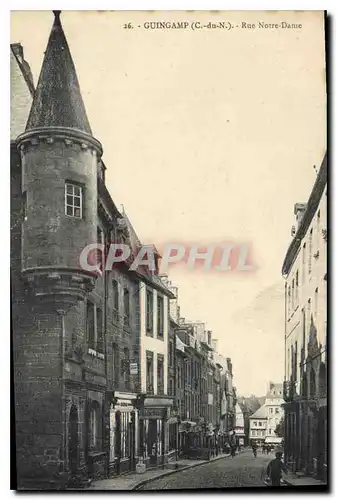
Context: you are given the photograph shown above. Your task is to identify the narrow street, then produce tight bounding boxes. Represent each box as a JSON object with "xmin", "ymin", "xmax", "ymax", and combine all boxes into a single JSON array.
[{"xmin": 137, "ymin": 450, "xmax": 271, "ymax": 490}]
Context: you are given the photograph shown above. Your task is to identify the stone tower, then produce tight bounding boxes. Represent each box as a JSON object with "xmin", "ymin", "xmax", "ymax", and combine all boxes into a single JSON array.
[{"xmin": 12, "ymin": 11, "xmax": 102, "ymax": 489}]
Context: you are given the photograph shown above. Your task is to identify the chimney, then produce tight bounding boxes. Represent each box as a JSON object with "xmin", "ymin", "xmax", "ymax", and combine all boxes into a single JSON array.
[
  {"xmin": 207, "ymin": 330, "xmax": 212, "ymax": 345},
  {"xmin": 212, "ymin": 339, "xmax": 218, "ymax": 352},
  {"xmin": 294, "ymin": 203, "xmax": 307, "ymax": 230}
]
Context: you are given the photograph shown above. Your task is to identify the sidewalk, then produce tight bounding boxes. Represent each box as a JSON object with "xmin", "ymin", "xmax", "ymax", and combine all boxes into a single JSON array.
[
  {"xmin": 283, "ymin": 470, "xmax": 327, "ymax": 487},
  {"xmin": 88, "ymin": 452, "xmax": 231, "ymax": 490}
]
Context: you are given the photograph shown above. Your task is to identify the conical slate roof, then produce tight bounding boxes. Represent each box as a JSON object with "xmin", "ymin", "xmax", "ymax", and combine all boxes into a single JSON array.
[{"xmin": 26, "ymin": 11, "xmax": 92, "ymax": 135}]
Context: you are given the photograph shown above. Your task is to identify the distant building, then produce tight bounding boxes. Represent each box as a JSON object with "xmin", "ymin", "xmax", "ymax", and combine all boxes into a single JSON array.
[
  {"xmin": 264, "ymin": 382, "xmax": 284, "ymax": 446},
  {"xmin": 249, "ymin": 406, "xmax": 268, "ymax": 446},
  {"xmin": 233, "ymin": 403, "xmax": 246, "ymax": 446},
  {"xmin": 282, "ymin": 153, "xmax": 327, "ymax": 481}
]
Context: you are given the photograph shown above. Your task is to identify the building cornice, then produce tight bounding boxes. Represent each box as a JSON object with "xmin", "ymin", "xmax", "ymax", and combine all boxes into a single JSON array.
[{"xmin": 281, "ymin": 153, "xmax": 327, "ymax": 277}]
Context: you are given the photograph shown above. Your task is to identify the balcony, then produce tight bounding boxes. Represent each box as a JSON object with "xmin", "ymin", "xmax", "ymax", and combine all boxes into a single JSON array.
[{"xmin": 283, "ymin": 380, "xmax": 296, "ymax": 402}]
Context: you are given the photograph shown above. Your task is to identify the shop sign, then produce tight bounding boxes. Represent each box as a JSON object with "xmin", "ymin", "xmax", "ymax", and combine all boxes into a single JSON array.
[
  {"xmin": 141, "ymin": 407, "xmax": 165, "ymax": 419},
  {"xmin": 130, "ymin": 363, "xmax": 138, "ymax": 375}
]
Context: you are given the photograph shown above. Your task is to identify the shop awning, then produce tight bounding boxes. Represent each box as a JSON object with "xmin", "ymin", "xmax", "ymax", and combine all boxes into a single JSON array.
[{"xmin": 264, "ymin": 436, "xmax": 283, "ymax": 444}]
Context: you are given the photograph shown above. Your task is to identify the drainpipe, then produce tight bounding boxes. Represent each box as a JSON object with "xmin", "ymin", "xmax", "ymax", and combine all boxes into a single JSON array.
[{"xmin": 104, "ymin": 265, "xmax": 109, "ymax": 477}]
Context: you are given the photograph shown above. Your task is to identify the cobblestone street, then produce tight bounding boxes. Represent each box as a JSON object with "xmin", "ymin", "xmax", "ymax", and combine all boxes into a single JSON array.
[{"xmin": 137, "ymin": 450, "xmax": 271, "ymax": 490}]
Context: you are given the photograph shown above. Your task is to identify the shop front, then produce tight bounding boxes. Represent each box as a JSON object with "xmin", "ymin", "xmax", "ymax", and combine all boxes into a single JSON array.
[
  {"xmin": 138, "ymin": 397, "xmax": 173, "ymax": 469},
  {"xmin": 109, "ymin": 392, "xmax": 138, "ymax": 476}
]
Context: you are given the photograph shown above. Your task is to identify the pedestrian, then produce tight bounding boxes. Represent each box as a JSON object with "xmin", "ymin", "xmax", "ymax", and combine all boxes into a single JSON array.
[
  {"xmin": 230, "ymin": 442, "xmax": 236, "ymax": 458},
  {"xmin": 266, "ymin": 448, "xmax": 288, "ymax": 487},
  {"xmin": 252, "ymin": 442, "xmax": 257, "ymax": 458}
]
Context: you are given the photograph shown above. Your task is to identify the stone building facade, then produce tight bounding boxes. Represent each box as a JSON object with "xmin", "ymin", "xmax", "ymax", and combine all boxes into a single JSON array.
[
  {"xmin": 11, "ymin": 12, "xmax": 173, "ymax": 489},
  {"xmin": 282, "ymin": 153, "xmax": 327, "ymax": 481}
]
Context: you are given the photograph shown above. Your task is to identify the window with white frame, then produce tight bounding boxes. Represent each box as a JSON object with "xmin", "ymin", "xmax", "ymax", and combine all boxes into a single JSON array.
[
  {"xmin": 317, "ymin": 210, "xmax": 321, "ymax": 252},
  {"xmin": 308, "ymin": 228, "xmax": 313, "ymax": 274},
  {"xmin": 302, "ymin": 243, "xmax": 306, "ymax": 284},
  {"xmin": 65, "ymin": 182, "xmax": 83, "ymax": 218},
  {"xmin": 88, "ymin": 401, "xmax": 101, "ymax": 450},
  {"xmin": 86, "ymin": 300, "xmax": 104, "ymax": 355},
  {"xmin": 307, "ymin": 298, "xmax": 312, "ymax": 332},
  {"xmin": 314, "ymin": 288, "xmax": 318, "ymax": 320}
]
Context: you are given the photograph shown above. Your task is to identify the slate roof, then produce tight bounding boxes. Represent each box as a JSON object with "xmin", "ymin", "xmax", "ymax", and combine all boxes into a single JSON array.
[
  {"xmin": 26, "ymin": 11, "xmax": 92, "ymax": 134},
  {"xmin": 249, "ymin": 405, "xmax": 268, "ymax": 419}
]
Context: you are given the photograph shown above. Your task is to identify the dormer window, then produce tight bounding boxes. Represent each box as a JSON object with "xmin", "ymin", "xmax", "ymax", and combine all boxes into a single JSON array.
[{"xmin": 65, "ymin": 182, "xmax": 83, "ymax": 218}]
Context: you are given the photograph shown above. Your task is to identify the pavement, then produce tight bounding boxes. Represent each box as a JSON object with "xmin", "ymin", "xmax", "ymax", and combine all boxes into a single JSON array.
[
  {"xmin": 88, "ymin": 449, "xmax": 328, "ymax": 490},
  {"xmin": 88, "ymin": 452, "xmax": 231, "ymax": 490},
  {"xmin": 282, "ymin": 470, "xmax": 327, "ymax": 488},
  {"xmin": 137, "ymin": 449, "xmax": 271, "ymax": 490}
]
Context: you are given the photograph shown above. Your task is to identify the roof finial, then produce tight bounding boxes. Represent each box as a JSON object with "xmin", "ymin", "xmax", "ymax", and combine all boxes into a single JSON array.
[{"xmin": 53, "ymin": 10, "xmax": 61, "ymax": 24}]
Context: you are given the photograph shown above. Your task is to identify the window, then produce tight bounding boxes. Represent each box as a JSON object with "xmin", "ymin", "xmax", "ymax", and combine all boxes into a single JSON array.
[
  {"xmin": 275, "ymin": 408, "xmax": 280, "ymax": 414},
  {"xmin": 168, "ymin": 378, "xmax": 173, "ymax": 396},
  {"xmin": 269, "ymin": 408, "xmax": 273, "ymax": 415},
  {"xmin": 96, "ymin": 307, "xmax": 103, "ymax": 353},
  {"xmin": 314, "ymin": 288, "xmax": 318, "ymax": 320},
  {"xmin": 294, "ymin": 341, "xmax": 298, "ymax": 382},
  {"xmin": 157, "ymin": 296, "xmax": 164, "ymax": 339},
  {"xmin": 295, "ymin": 270, "xmax": 299, "ymax": 304},
  {"xmin": 157, "ymin": 354, "xmax": 164, "ymax": 395},
  {"xmin": 252, "ymin": 430, "xmax": 256, "ymax": 436},
  {"xmin": 22, "ymin": 191, "xmax": 27, "ymax": 221},
  {"xmin": 169, "ymin": 341, "xmax": 173, "ymax": 367},
  {"xmin": 146, "ymin": 351, "xmax": 154, "ymax": 394},
  {"xmin": 259, "ymin": 421, "xmax": 262, "ymax": 426},
  {"xmin": 65, "ymin": 182, "xmax": 82, "ymax": 218},
  {"xmin": 307, "ymin": 299, "xmax": 312, "ymax": 333},
  {"xmin": 86, "ymin": 301, "xmax": 104, "ymax": 354},
  {"xmin": 86, "ymin": 301, "xmax": 95, "ymax": 350},
  {"xmin": 146, "ymin": 290, "xmax": 153, "ymax": 334},
  {"xmin": 302, "ymin": 308, "xmax": 306, "ymax": 360},
  {"xmin": 317, "ymin": 210, "xmax": 321, "ymax": 251},
  {"xmin": 291, "ymin": 279, "xmax": 294, "ymax": 309},
  {"xmin": 112, "ymin": 343, "xmax": 119, "ymax": 384},
  {"xmin": 88, "ymin": 402, "xmax": 101, "ymax": 450},
  {"xmin": 177, "ymin": 366, "xmax": 181, "ymax": 389},
  {"xmin": 269, "ymin": 428, "xmax": 272, "ymax": 435},
  {"xmin": 122, "ymin": 348, "xmax": 130, "ymax": 389},
  {"xmin": 123, "ymin": 288, "xmax": 130, "ymax": 326},
  {"xmin": 287, "ymin": 285, "xmax": 291, "ymax": 315},
  {"xmin": 97, "ymin": 226, "xmax": 103, "ymax": 245},
  {"xmin": 254, "ymin": 421, "xmax": 257, "ymax": 427},
  {"xmin": 302, "ymin": 243, "xmax": 306, "ymax": 284},
  {"xmin": 308, "ymin": 228, "xmax": 313, "ymax": 273},
  {"xmin": 112, "ymin": 280, "xmax": 119, "ymax": 320}
]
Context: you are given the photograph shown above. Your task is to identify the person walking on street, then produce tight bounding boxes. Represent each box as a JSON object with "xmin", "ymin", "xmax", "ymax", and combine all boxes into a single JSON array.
[
  {"xmin": 266, "ymin": 448, "xmax": 288, "ymax": 486},
  {"xmin": 252, "ymin": 442, "xmax": 258, "ymax": 458}
]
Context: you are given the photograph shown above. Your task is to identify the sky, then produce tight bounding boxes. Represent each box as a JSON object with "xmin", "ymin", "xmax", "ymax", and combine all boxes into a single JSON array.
[{"xmin": 10, "ymin": 10, "xmax": 327, "ymax": 395}]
